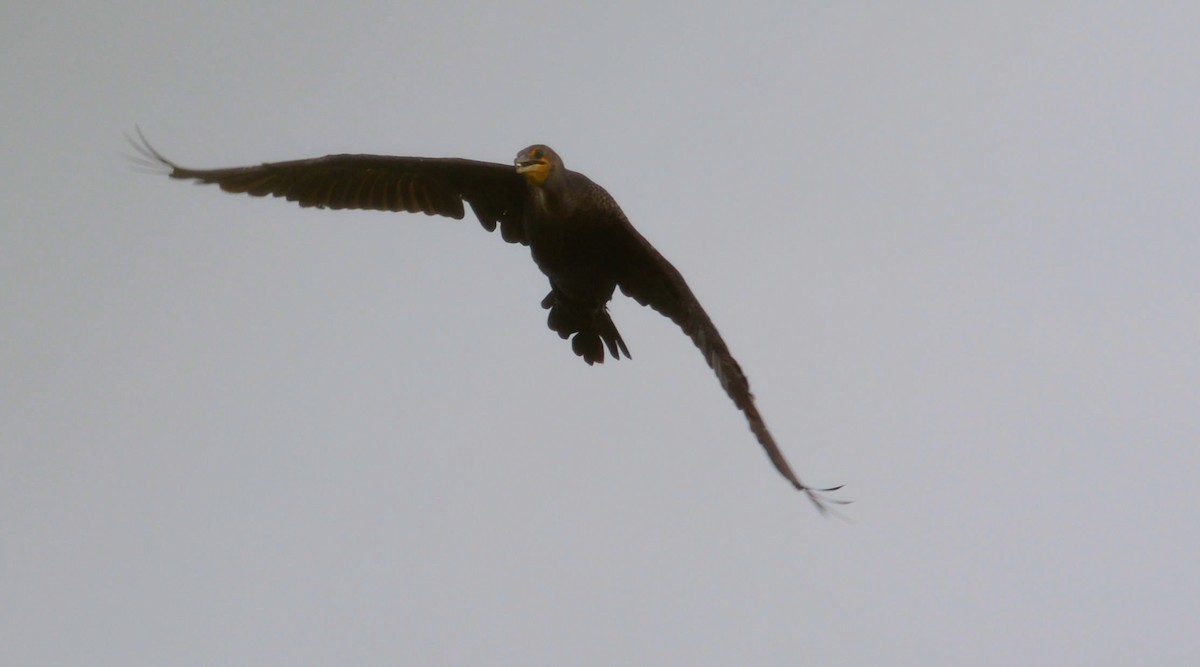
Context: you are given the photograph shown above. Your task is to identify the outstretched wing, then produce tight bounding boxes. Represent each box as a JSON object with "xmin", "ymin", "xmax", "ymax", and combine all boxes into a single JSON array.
[
  {"xmin": 127, "ymin": 130, "xmax": 529, "ymax": 244},
  {"xmin": 615, "ymin": 225, "xmax": 845, "ymax": 513}
]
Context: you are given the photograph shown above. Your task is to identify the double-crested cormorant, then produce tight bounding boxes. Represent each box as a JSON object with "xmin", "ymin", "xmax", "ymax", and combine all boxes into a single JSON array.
[{"xmin": 128, "ymin": 131, "xmax": 844, "ymax": 513}]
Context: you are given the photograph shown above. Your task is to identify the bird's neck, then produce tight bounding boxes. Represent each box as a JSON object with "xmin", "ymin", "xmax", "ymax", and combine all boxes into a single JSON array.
[{"xmin": 529, "ymin": 175, "xmax": 572, "ymax": 218}]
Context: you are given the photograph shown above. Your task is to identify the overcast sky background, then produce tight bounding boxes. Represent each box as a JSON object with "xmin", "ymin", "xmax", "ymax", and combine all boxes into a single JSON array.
[{"xmin": 3, "ymin": 3, "xmax": 1198, "ymax": 665}]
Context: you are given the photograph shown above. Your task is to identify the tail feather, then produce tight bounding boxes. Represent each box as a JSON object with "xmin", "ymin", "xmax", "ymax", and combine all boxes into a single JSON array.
[{"xmin": 543, "ymin": 291, "xmax": 630, "ymax": 365}]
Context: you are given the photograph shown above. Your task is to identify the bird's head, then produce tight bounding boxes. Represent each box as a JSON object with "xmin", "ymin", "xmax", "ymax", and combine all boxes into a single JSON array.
[{"xmin": 514, "ymin": 144, "xmax": 560, "ymax": 186}]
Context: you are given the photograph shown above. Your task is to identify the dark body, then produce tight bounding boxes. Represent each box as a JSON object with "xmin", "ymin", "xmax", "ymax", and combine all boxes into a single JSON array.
[
  {"xmin": 128, "ymin": 134, "xmax": 842, "ymax": 512},
  {"xmin": 523, "ymin": 166, "xmax": 636, "ymax": 362},
  {"xmin": 525, "ymin": 170, "xmax": 622, "ymax": 304}
]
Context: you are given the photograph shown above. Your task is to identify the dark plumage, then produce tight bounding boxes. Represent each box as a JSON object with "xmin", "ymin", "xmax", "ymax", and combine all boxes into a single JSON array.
[{"xmin": 127, "ymin": 131, "xmax": 844, "ymax": 513}]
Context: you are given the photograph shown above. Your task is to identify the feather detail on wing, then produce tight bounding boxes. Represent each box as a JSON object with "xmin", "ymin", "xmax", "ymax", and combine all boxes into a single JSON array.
[
  {"xmin": 615, "ymin": 226, "xmax": 845, "ymax": 513},
  {"xmin": 126, "ymin": 130, "xmax": 529, "ymax": 244}
]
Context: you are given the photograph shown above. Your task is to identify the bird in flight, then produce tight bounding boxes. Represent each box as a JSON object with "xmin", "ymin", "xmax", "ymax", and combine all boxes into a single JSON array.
[{"xmin": 128, "ymin": 130, "xmax": 845, "ymax": 513}]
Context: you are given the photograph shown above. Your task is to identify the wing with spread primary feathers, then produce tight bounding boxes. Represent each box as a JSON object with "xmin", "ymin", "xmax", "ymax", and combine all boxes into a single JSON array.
[
  {"xmin": 127, "ymin": 130, "xmax": 529, "ymax": 244},
  {"xmin": 614, "ymin": 225, "xmax": 844, "ymax": 513}
]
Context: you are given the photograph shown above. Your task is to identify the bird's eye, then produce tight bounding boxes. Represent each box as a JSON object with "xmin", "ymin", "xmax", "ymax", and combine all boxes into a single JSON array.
[{"xmin": 531, "ymin": 149, "xmax": 543, "ymax": 159}]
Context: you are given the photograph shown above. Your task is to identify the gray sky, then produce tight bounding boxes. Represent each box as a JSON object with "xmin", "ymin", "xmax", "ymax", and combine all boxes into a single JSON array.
[{"xmin": 3, "ymin": 2, "xmax": 1198, "ymax": 665}]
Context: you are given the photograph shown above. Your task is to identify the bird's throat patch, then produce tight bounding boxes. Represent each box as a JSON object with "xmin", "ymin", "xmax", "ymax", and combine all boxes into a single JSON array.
[{"xmin": 518, "ymin": 163, "xmax": 551, "ymax": 186}]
